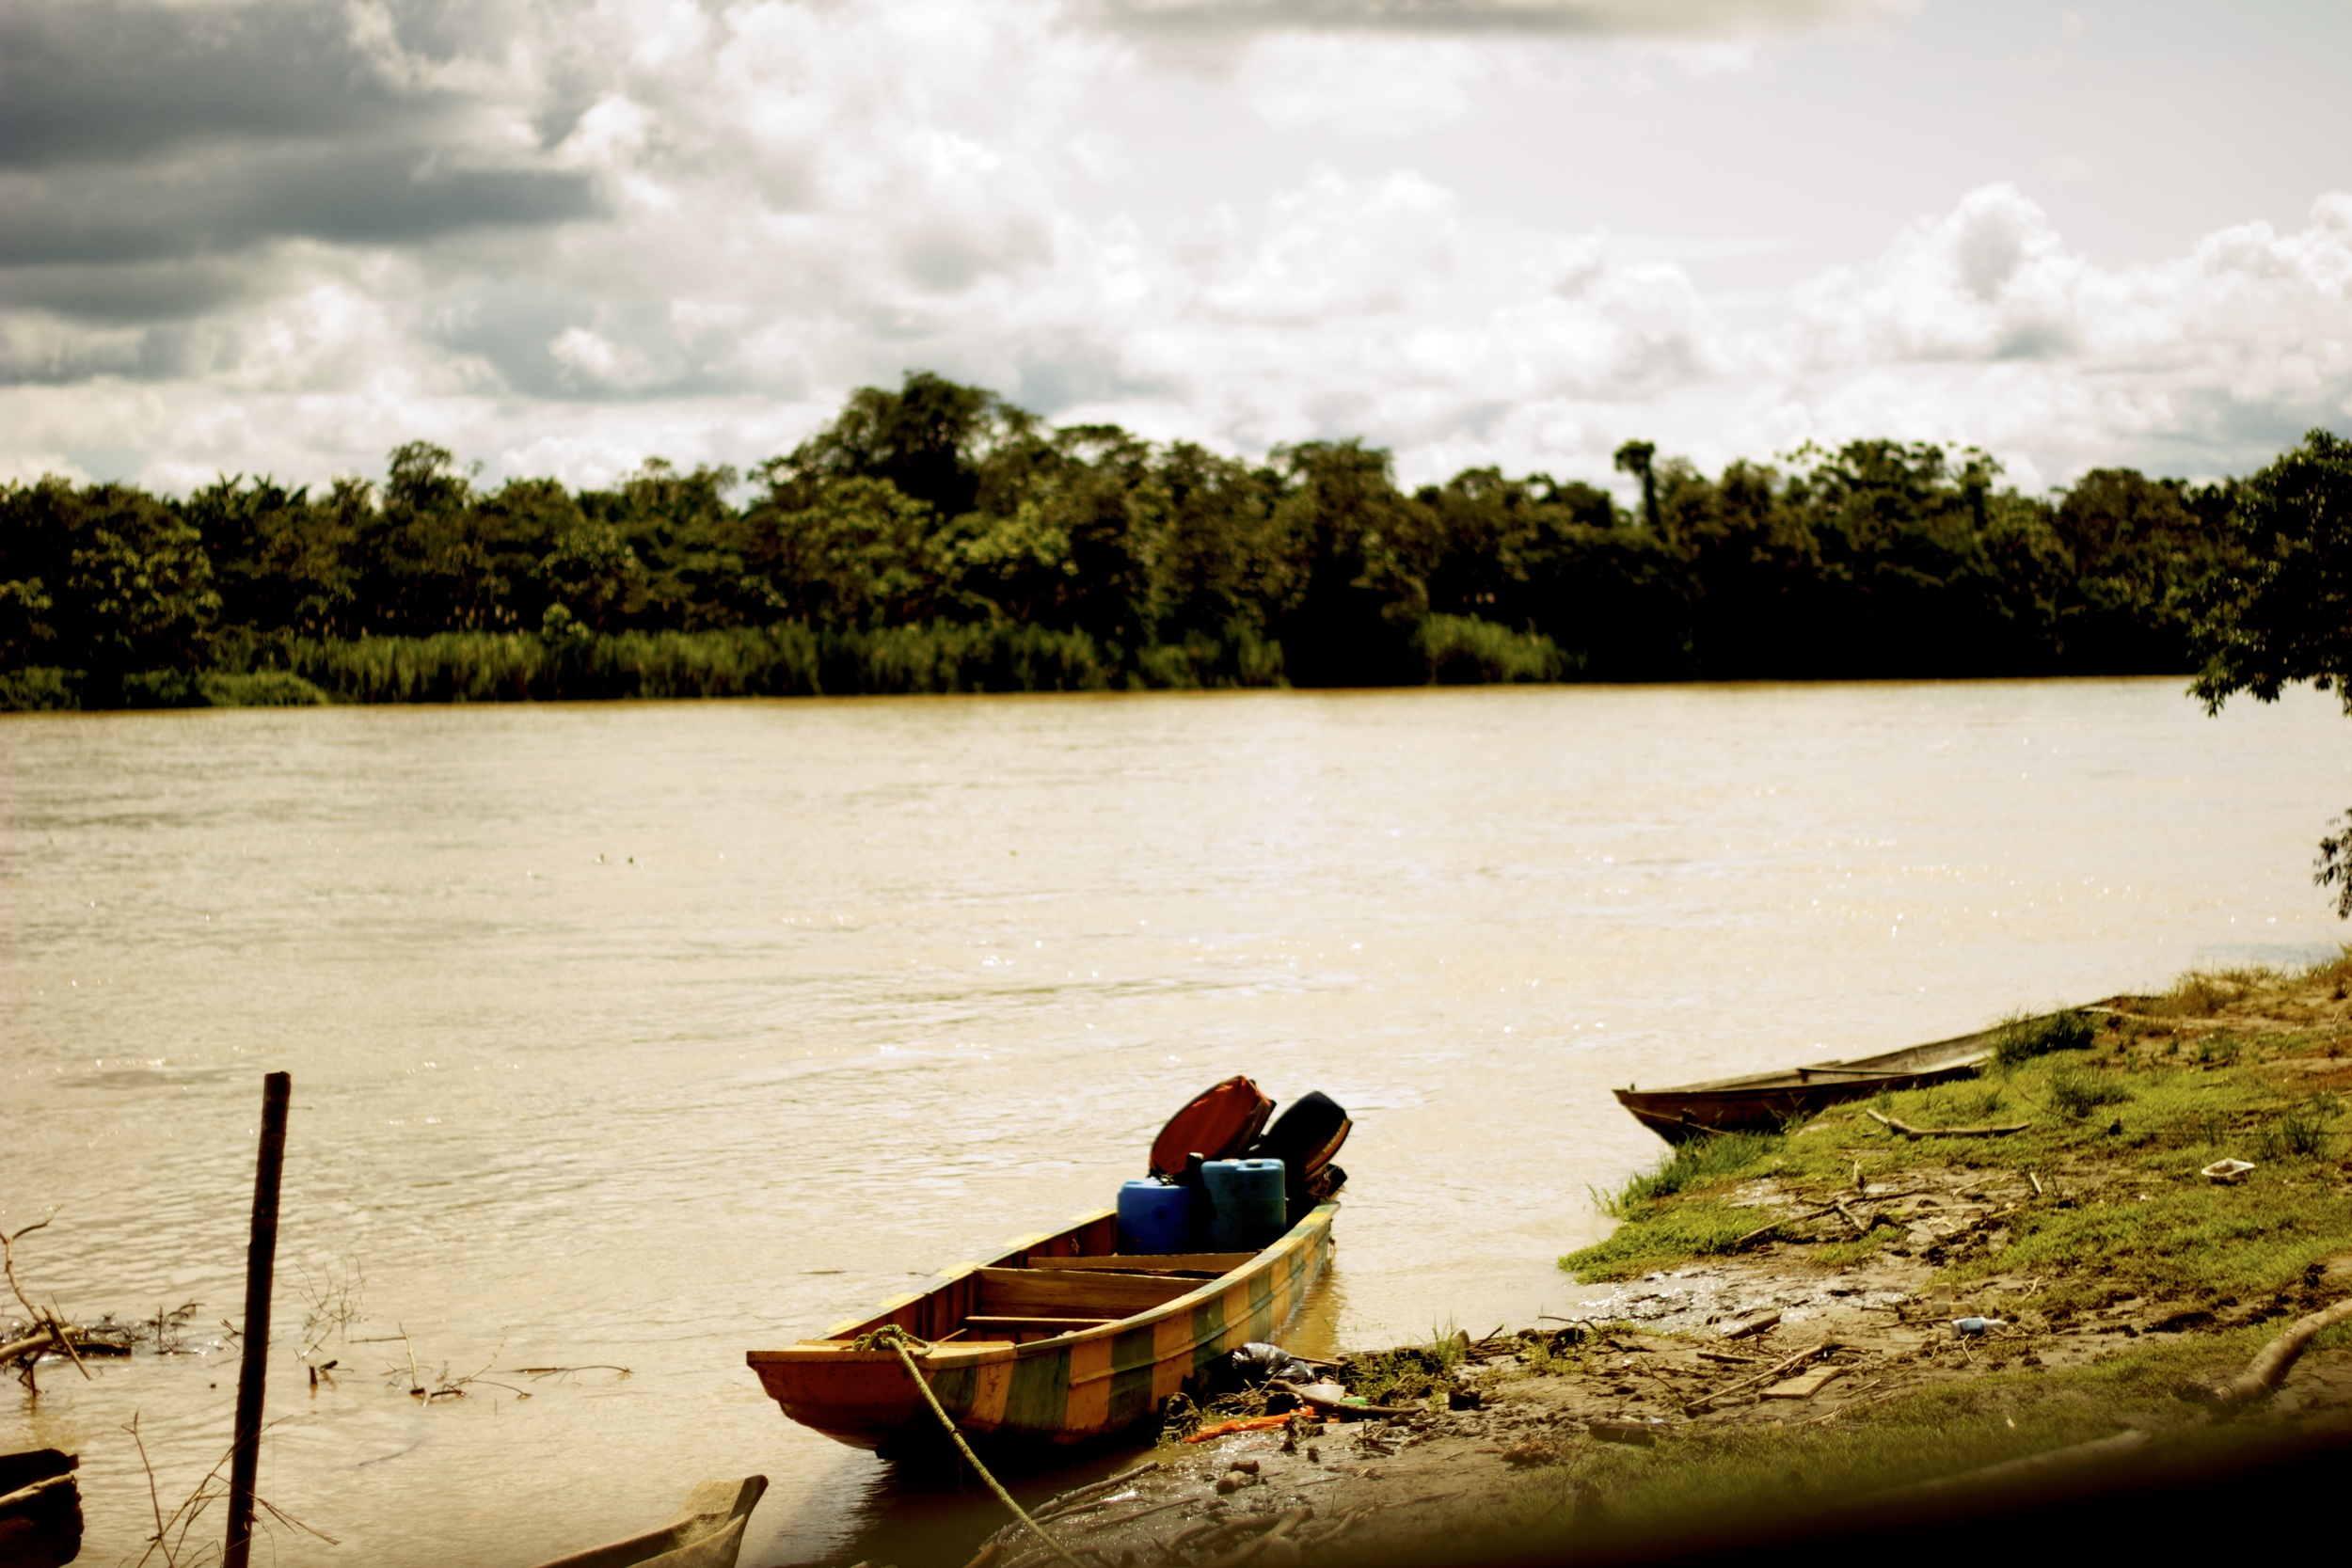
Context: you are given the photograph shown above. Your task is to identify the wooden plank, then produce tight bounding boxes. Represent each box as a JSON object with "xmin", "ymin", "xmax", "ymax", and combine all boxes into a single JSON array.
[
  {"xmin": 978, "ymin": 1267, "xmax": 1198, "ymax": 1319},
  {"xmin": 1026, "ymin": 1253, "xmax": 1254, "ymax": 1275},
  {"xmin": 1760, "ymin": 1365, "xmax": 1848, "ymax": 1401}
]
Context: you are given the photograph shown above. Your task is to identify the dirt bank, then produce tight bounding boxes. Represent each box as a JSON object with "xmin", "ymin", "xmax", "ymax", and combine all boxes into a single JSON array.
[{"xmin": 943, "ymin": 953, "xmax": 2352, "ymax": 1568}]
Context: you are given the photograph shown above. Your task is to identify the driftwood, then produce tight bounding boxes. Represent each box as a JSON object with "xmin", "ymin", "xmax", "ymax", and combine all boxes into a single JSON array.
[
  {"xmin": 1197, "ymin": 1506, "xmax": 1312, "ymax": 1568},
  {"xmin": 1031, "ymin": 1463, "xmax": 1164, "ymax": 1522},
  {"xmin": 1684, "ymin": 1342, "xmax": 1835, "ymax": 1416},
  {"xmin": 1588, "ymin": 1418, "xmax": 1656, "ymax": 1447},
  {"xmin": 1794, "ymin": 1377, "xmax": 1887, "ymax": 1425},
  {"xmin": 1071, "ymin": 1495, "xmax": 1199, "ymax": 1535},
  {"xmin": 1866, "ymin": 1110, "xmax": 2031, "ymax": 1140},
  {"xmin": 1717, "ymin": 1310, "xmax": 1782, "ymax": 1340},
  {"xmin": 2196, "ymin": 1294, "xmax": 2352, "ymax": 1413},
  {"xmin": 1, "ymin": 1218, "xmax": 90, "ymax": 1392}
]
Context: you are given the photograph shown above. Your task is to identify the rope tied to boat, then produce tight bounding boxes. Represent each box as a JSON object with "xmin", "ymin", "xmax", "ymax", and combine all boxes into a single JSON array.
[{"xmin": 850, "ymin": 1323, "xmax": 1086, "ymax": 1568}]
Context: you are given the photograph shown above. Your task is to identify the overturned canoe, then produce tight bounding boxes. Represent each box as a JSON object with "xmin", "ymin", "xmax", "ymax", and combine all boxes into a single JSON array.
[
  {"xmin": 1613, "ymin": 1022, "xmax": 2016, "ymax": 1143},
  {"xmin": 529, "ymin": 1476, "xmax": 767, "ymax": 1568},
  {"xmin": 747, "ymin": 1201, "xmax": 1337, "ymax": 1449}
]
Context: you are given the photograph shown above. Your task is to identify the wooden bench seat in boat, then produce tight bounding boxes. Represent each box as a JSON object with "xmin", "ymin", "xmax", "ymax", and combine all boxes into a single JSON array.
[{"xmin": 975, "ymin": 1265, "xmax": 1200, "ymax": 1321}]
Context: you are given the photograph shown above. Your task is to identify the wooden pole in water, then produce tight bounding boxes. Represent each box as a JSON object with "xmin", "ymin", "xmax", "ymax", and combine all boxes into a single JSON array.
[{"xmin": 224, "ymin": 1071, "xmax": 291, "ymax": 1568}]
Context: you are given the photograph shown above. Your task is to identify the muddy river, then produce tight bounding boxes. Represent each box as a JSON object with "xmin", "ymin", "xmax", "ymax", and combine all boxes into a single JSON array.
[{"xmin": 2, "ymin": 681, "xmax": 2344, "ymax": 1564}]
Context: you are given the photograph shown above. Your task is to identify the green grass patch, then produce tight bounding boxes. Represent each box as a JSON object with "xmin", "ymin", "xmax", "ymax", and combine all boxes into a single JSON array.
[
  {"xmin": 1968, "ymin": 1181, "xmax": 2352, "ymax": 1317},
  {"xmin": 1991, "ymin": 1007, "xmax": 2095, "ymax": 1068},
  {"xmin": 2046, "ymin": 1065, "xmax": 2133, "ymax": 1118},
  {"xmin": 1563, "ymin": 983, "xmax": 2352, "ymax": 1307},
  {"xmin": 1599, "ymin": 1131, "xmax": 1785, "ymax": 1216},
  {"xmin": 1563, "ymin": 1200, "xmax": 1779, "ymax": 1281},
  {"xmin": 2153, "ymin": 966, "xmax": 2280, "ymax": 1018},
  {"xmin": 1343, "ymin": 1330, "xmax": 1473, "ymax": 1406}
]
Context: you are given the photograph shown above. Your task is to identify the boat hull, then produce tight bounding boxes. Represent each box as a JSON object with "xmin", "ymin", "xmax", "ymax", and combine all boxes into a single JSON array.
[
  {"xmin": 748, "ymin": 1202, "xmax": 1338, "ymax": 1449},
  {"xmin": 1615, "ymin": 1066, "xmax": 1980, "ymax": 1142},
  {"xmin": 1612, "ymin": 1021, "xmax": 2026, "ymax": 1142}
]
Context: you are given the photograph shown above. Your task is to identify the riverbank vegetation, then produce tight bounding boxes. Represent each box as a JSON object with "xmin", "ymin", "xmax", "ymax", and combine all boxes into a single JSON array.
[
  {"xmin": 6, "ymin": 372, "xmax": 2328, "ymax": 711},
  {"xmin": 1565, "ymin": 951, "xmax": 2352, "ymax": 1316}
]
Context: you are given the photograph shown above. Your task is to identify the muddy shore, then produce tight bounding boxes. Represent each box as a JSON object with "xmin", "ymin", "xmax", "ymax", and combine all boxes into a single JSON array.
[{"xmin": 929, "ymin": 955, "xmax": 2352, "ymax": 1568}]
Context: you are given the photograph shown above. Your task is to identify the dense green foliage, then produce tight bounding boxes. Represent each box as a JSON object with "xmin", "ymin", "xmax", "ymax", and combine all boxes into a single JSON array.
[
  {"xmin": 1, "ymin": 372, "xmax": 2288, "ymax": 710},
  {"xmin": 2191, "ymin": 430, "xmax": 2352, "ymax": 915}
]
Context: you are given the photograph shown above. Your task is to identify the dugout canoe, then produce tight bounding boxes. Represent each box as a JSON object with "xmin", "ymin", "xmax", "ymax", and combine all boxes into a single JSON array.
[
  {"xmin": 1613, "ymin": 1022, "xmax": 2010, "ymax": 1143},
  {"xmin": 528, "ymin": 1476, "xmax": 767, "ymax": 1568},
  {"xmin": 747, "ymin": 1200, "xmax": 1338, "ymax": 1449}
]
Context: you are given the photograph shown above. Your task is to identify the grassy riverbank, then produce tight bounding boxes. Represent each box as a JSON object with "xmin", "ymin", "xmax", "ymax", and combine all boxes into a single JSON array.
[
  {"xmin": 1564, "ymin": 955, "xmax": 2352, "ymax": 1309},
  {"xmin": 974, "ymin": 955, "xmax": 2352, "ymax": 1566}
]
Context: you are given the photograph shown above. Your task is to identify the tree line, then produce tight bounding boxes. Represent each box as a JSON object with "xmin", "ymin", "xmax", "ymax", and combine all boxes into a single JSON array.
[{"xmin": 0, "ymin": 371, "xmax": 2308, "ymax": 712}]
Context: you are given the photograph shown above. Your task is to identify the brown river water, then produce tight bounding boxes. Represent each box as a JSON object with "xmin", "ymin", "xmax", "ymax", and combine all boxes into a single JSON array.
[{"xmin": 4, "ymin": 681, "xmax": 2347, "ymax": 1566}]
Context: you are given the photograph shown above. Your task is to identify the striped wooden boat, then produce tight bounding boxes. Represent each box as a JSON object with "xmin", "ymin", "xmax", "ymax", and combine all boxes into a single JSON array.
[
  {"xmin": 1613, "ymin": 1024, "xmax": 2005, "ymax": 1143},
  {"xmin": 746, "ymin": 1201, "xmax": 1338, "ymax": 1449}
]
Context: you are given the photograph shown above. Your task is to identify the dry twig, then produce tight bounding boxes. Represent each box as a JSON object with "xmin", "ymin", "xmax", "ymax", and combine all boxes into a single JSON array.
[{"xmin": 3, "ymin": 1212, "xmax": 90, "ymax": 1388}]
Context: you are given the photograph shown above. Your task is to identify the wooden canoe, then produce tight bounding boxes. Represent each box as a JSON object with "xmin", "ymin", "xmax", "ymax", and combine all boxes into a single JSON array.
[
  {"xmin": 529, "ymin": 1476, "xmax": 767, "ymax": 1568},
  {"xmin": 747, "ymin": 1201, "xmax": 1338, "ymax": 1449},
  {"xmin": 0, "ymin": 1449, "xmax": 82, "ymax": 1568},
  {"xmin": 1613, "ymin": 1021, "xmax": 2015, "ymax": 1143}
]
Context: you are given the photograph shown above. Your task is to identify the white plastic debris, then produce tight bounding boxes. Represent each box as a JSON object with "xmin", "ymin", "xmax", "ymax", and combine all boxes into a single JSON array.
[
  {"xmin": 1949, "ymin": 1317, "xmax": 2007, "ymax": 1336},
  {"xmin": 2201, "ymin": 1158, "xmax": 2255, "ymax": 1184}
]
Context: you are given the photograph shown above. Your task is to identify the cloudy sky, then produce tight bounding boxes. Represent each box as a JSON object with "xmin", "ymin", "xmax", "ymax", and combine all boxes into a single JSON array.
[{"xmin": 5, "ymin": 0, "xmax": 2348, "ymax": 497}]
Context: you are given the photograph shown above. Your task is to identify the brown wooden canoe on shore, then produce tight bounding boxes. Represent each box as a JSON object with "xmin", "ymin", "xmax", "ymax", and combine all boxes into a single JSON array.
[
  {"xmin": 747, "ymin": 1201, "xmax": 1337, "ymax": 1449},
  {"xmin": 1613, "ymin": 1021, "xmax": 2018, "ymax": 1143},
  {"xmin": 529, "ymin": 1476, "xmax": 767, "ymax": 1568}
]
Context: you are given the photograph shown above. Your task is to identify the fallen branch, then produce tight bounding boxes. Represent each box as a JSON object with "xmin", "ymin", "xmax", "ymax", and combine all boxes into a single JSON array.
[
  {"xmin": 2195, "ymin": 1294, "xmax": 2352, "ymax": 1413},
  {"xmin": 1684, "ymin": 1342, "xmax": 1836, "ymax": 1417},
  {"xmin": 1199, "ymin": 1506, "xmax": 1312, "ymax": 1568},
  {"xmin": 0, "ymin": 1325, "xmax": 59, "ymax": 1364},
  {"xmin": 1726, "ymin": 1198, "xmax": 1867, "ymax": 1250},
  {"xmin": 1794, "ymin": 1377, "xmax": 1886, "ymax": 1425},
  {"xmin": 1071, "ymin": 1494, "xmax": 1199, "ymax": 1535},
  {"xmin": 1866, "ymin": 1110, "xmax": 2030, "ymax": 1140},
  {"xmin": 3, "ymin": 1214, "xmax": 91, "ymax": 1388},
  {"xmin": 505, "ymin": 1365, "xmax": 633, "ymax": 1379},
  {"xmin": 1031, "ymin": 1463, "xmax": 1164, "ymax": 1522}
]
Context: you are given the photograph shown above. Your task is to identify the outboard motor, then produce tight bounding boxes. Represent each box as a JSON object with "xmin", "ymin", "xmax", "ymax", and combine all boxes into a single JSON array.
[{"xmin": 1246, "ymin": 1090, "xmax": 1352, "ymax": 1225}]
